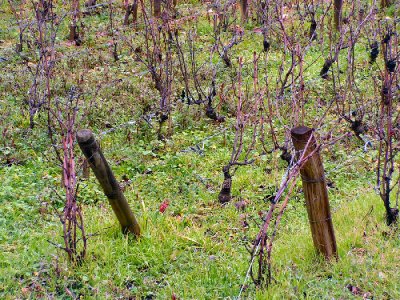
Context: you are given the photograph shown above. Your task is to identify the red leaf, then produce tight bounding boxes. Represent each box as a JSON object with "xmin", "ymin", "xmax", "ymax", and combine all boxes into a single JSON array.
[{"xmin": 159, "ymin": 199, "xmax": 170, "ymax": 213}]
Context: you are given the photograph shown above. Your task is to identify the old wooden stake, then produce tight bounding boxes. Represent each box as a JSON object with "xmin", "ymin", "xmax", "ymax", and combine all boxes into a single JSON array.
[
  {"xmin": 153, "ymin": 0, "xmax": 161, "ymax": 17},
  {"xmin": 291, "ymin": 126, "xmax": 337, "ymax": 260},
  {"xmin": 77, "ymin": 129, "xmax": 141, "ymax": 236},
  {"xmin": 239, "ymin": 0, "xmax": 248, "ymax": 22},
  {"xmin": 333, "ymin": 0, "xmax": 343, "ymax": 32}
]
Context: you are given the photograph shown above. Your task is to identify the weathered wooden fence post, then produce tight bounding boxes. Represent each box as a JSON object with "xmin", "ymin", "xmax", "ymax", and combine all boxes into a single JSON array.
[
  {"xmin": 291, "ymin": 126, "xmax": 337, "ymax": 260},
  {"xmin": 77, "ymin": 129, "xmax": 141, "ymax": 237},
  {"xmin": 239, "ymin": 0, "xmax": 248, "ymax": 22},
  {"xmin": 153, "ymin": 0, "xmax": 161, "ymax": 17},
  {"xmin": 333, "ymin": 0, "xmax": 343, "ymax": 32}
]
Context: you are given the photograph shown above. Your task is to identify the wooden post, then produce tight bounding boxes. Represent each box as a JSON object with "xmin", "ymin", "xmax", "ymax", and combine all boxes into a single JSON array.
[
  {"xmin": 153, "ymin": 0, "xmax": 161, "ymax": 17},
  {"xmin": 291, "ymin": 126, "xmax": 337, "ymax": 260},
  {"xmin": 70, "ymin": 0, "xmax": 81, "ymax": 42},
  {"xmin": 333, "ymin": 0, "xmax": 343, "ymax": 32},
  {"xmin": 76, "ymin": 129, "xmax": 141, "ymax": 236},
  {"xmin": 240, "ymin": 0, "xmax": 248, "ymax": 22}
]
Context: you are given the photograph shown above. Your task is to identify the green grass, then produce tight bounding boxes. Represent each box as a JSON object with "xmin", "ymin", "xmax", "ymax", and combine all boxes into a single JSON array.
[
  {"xmin": 1, "ymin": 125, "xmax": 398, "ymax": 298},
  {"xmin": 259, "ymin": 193, "xmax": 399, "ymax": 299}
]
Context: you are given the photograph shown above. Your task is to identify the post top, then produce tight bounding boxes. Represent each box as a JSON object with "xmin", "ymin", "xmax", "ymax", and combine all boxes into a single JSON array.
[
  {"xmin": 76, "ymin": 129, "xmax": 95, "ymax": 145},
  {"xmin": 291, "ymin": 126, "xmax": 315, "ymax": 146},
  {"xmin": 291, "ymin": 126, "xmax": 313, "ymax": 136}
]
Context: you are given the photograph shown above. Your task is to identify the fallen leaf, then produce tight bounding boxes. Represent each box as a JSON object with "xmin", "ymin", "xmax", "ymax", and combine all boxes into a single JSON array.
[{"xmin": 159, "ymin": 199, "xmax": 170, "ymax": 213}]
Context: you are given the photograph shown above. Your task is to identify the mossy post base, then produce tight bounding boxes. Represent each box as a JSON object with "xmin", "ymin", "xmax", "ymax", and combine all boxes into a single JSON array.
[
  {"xmin": 291, "ymin": 126, "xmax": 337, "ymax": 260},
  {"xmin": 77, "ymin": 129, "xmax": 140, "ymax": 236}
]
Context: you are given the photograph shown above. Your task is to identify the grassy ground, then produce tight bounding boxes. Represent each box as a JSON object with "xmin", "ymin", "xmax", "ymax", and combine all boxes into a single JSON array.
[
  {"xmin": 1, "ymin": 124, "xmax": 399, "ymax": 299},
  {"xmin": 1, "ymin": 1, "xmax": 399, "ymax": 299}
]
